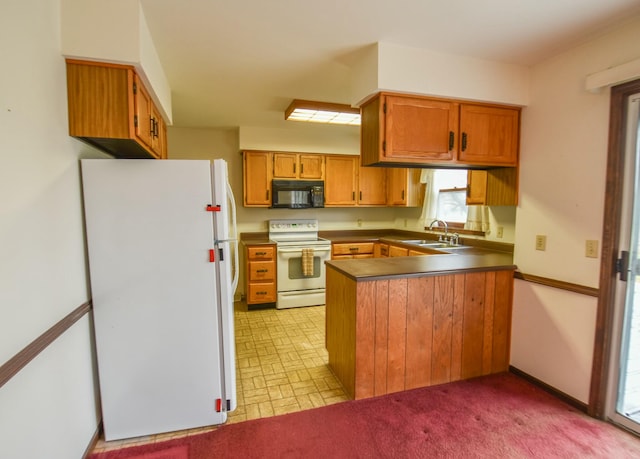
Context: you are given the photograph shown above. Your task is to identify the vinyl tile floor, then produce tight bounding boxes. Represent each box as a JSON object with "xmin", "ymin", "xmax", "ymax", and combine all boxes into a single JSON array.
[{"xmin": 91, "ymin": 302, "xmax": 348, "ymax": 453}]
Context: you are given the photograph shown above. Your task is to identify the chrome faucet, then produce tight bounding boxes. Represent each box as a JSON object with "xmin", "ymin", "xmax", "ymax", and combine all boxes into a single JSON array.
[{"xmin": 429, "ymin": 219, "xmax": 448, "ymax": 242}]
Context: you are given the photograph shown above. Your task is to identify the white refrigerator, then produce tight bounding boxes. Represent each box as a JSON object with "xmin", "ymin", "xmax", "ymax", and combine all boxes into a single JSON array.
[{"xmin": 81, "ymin": 159, "xmax": 238, "ymax": 441}]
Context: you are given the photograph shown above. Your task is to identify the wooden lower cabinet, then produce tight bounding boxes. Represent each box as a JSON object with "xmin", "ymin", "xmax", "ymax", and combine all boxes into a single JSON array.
[
  {"xmin": 244, "ymin": 244, "xmax": 276, "ymax": 308},
  {"xmin": 388, "ymin": 244, "xmax": 409, "ymax": 257},
  {"xmin": 332, "ymin": 242, "xmax": 375, "ymax": 260},
  {"xmin": 325, "ymin": 267, "xmax": 514, "ymax": 400}
]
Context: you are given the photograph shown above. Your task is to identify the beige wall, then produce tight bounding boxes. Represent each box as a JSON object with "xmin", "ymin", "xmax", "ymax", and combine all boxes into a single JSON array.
[
  {"xmin": 0, "ymin": 1, "xmax": 103, "ymax": 457},
  {"xmin": 511, "ymin": 15, "xmax": 640, "ymax": 402}
]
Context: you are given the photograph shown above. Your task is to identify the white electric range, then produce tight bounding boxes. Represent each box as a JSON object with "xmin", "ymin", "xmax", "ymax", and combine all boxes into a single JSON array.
[{"xmin": 268, "ymin": 219, "xmax": 332, "ymax": 309}]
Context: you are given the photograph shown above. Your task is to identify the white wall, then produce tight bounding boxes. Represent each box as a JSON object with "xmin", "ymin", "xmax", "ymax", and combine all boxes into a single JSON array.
[
  {"xmin": 350, "ymin": 42, "xmax": 530, "ymax": 107},
  {"xmin": 61, "ymin": 0, "xmax": 173, "ymax": 123},
  {"xmin": 512, "ymin": 15, "xmax": 640, "ymax": 402},
  {"xmin": 0, "ymin": 1, "xmax": 102, "ymax": 457}
]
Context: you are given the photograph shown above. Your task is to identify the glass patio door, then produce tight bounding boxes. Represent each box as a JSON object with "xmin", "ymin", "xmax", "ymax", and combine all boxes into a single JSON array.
[{"xmin": 608, "ymin": 93, "xmax": 640, "ymax": 434}]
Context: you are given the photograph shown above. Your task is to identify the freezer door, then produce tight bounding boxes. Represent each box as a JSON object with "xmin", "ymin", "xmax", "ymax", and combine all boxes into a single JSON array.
[{"xmin": 81, "ymin": 159, "xmax": 228, "ymax": 441}]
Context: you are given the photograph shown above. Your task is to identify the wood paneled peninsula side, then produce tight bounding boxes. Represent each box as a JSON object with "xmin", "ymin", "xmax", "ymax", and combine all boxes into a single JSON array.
[{"xmin": 325, "ymin": 252, "xmax": 516, "ymax": 400}]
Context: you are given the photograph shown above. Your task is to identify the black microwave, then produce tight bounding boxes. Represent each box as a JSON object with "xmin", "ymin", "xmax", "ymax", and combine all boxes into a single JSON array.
[{"xmin": 271, "ymin": 180, "xmax": 324, "ymax": 209}]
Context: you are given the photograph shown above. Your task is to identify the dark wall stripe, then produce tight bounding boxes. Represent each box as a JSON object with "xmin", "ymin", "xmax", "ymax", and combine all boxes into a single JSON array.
[
  {"xmin": 0, "ymin": 301, "xmax": 92, "ymax": 388},
  {"xmin": 514, "ymin": 271, "xmax": 599, "ymax": 297}
]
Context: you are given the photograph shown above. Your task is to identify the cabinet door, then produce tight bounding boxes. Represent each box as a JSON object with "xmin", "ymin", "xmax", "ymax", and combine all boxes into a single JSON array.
[
  {"xmin": 458, "ymin": 104, "xmax": 519, "ymax": 166},
  {"xmin": 467, "ymin": 168, "xmax": 518, "ymax": 206},
  {"xmin": 273, "ymin": 153, "xmax": 298, "ymax": 178},
  {"xmin": 358, "ymin": 165, "xmax": 387, "ymax": 205},
  {"xmin": 384, "ymin": 94, "xmax": 458, "ymax": 162},
  {"xmin": 466, "ymin": 170, "xmax": 487, "ymax": 205},
  {"xmin": 133, "ymin": 74, "xmax": 153, "ymax": 148},
  {"xmin": 299, "ymin": 155, "xmax": 324, "ymax": 179},
  {"xmin": 150, "ymin": 104, "xmax": 166, "ymax": 159},
  {"xmin": 325, "ymin": 155, "xmax": 357, "ymax": 206},
  {"xmin": 388, "ymin": 245, "xmax": 409, "ymax": 257},
  {"xmin": 387, "ymin": 168, "xmax": 423, "ymax": 207},
  {"xmin": 243, "ymin": 151, "xmax": 273, "ymax": 206}
]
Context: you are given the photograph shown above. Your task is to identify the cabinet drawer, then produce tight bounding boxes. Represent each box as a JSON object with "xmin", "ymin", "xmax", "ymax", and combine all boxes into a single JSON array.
[
  {"xmin": 248, "ymin": 283, "xmax": 276, "ymax": 303},
  {"xmin": 332, "ymin": 242, "xmax": 375, "ymax": 257},
  {"xmin": 249, "ymin": 261, "xmax": 275, "ymax": 281},
  {"xmin": 248, "ymin": 246, "xmax": 274, "ymax": 260}
]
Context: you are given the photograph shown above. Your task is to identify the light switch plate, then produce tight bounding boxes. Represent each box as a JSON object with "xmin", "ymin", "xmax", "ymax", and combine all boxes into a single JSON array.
[
  {"xmin": 535, "ymin": 235, "xmax": 546, "ymax": 251},
  {"xmin": 586, "ymin": 240, "xmax": 599, "ymax": 258}
]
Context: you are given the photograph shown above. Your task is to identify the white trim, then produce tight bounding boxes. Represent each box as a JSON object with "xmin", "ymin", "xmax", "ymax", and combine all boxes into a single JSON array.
[{"xmin": 585, "ymin": 57, "xmax": 640, "ymax": 92}]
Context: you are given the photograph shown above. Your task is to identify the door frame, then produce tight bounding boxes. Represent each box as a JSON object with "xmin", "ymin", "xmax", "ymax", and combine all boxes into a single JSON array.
[{"xmin": 590, "ymin": 78, "xmax": 640, "ymax": 418}]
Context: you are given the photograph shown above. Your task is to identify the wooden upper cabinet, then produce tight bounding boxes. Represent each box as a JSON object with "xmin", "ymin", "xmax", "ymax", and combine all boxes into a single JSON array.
[
  {"xmin": 273, "ymin": 153, "xmax": 297, "ymax": 178},
  {"xmin": 65, "ymin": 59, "xmax": 167, "ymax": 159},
  {"xmin": 325, "ymin": 155, "xmax": 357, "ymax": 206},
  {"xmin": 299, "ymin": 155, "xmax": 324, "ymax": 179},
  {"xmin": 133, "ymin": 74, "xmax": 153, "ymax": 149},
  {"xmin": 384, "ymin": 94, "xmax": 457, "ymax": 162},
  {"xmin": 466, "ymin": 168, "xmax": 518, "ymax": 206},
  {"xmin": 273, "ymin": 153, "xmax": 324, "ymax": 179},
  {"xmin": 360, "ymin": 92, "xmax": 520, "ymax": 168},
  {"xmin": 243, "ymin": 151, "xmax": 273, "ymax": 207},
  {"xmin": 151, "ymin": 104, "xmax": 167, "ymax": 159},
  {"xmin": 386, "ymin": 168, "xmax": 424, "ymax": 207},
  {"xmin": 458, "ymin": 104, "xmax": 519, "ymax": 166},
  {"xmin": 358, "ymin": 165, "xmax": 387, "ymax": 206}
]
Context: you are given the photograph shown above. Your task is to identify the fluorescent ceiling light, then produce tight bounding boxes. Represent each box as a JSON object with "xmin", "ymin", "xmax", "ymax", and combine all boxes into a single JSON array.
[{"xmin": 285, "ymin": 99, "xmax": 361, "ymax": 126}]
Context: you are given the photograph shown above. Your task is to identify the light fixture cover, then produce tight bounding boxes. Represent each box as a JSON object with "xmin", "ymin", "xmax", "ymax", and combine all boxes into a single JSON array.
[{"xmin": 285, "ymin": 99, "xmax": 361, "ymax": 126}]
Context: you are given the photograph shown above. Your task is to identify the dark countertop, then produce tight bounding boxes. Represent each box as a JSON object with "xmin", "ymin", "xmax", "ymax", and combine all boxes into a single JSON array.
[
  {"xmin": 240, "ymin": 229, "xmax": 516, "ymax": 280},
  {"xmin": 326, "ymin": 250, "xmax": 515, "ymax": 281}
]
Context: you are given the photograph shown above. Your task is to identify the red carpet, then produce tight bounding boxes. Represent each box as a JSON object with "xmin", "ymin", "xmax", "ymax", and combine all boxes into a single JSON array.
[{"xmin": 89, "ymin": 373, "xmax": 640, "ymax": 458}]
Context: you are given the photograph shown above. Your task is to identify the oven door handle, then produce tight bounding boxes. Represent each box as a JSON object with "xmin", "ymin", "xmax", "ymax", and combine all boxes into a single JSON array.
[{"xmin": 278, "ymin": 247, "xmax": 331, "ymax": 253}]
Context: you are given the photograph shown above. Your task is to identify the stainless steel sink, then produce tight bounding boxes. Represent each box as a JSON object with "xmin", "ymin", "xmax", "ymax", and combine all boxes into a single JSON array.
[
  {"xmin": 419, "ymin": 242, "xmax": 469, "ymax": 249},
  {"xmin": 399, "ymin": 240, "xmax": 471, "ymax": 250},
  {"xmin": 401, "ymin": 239, "xmax": 433, "ymax": 245}
]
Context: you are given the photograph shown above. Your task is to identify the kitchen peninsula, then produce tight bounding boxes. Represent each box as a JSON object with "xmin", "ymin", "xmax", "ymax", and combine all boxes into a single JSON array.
[{"xmin": 325, "ymin": 250, "xmax": 515, "ymax": 400}]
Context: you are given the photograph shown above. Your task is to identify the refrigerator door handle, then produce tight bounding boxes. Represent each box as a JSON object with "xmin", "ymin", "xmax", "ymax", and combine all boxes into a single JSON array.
[{"xmin": 226, "ymin": 180, "xmax": 240, "ymax": 294}]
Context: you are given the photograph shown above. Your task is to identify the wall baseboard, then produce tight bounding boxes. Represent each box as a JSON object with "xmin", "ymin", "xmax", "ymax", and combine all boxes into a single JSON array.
[{"xmin": 509, "ymin": 365, "xmax": 588, "ymax": 413}]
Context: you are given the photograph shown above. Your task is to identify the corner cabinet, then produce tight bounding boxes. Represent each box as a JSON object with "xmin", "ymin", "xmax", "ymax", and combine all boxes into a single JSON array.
[
  {"xmin": 360, "ymin": 92, "xmax": 520, "ymax": 168},
  {"xmin": 66, "ymin": 59, "xmax": 167, "ymax": 159}
]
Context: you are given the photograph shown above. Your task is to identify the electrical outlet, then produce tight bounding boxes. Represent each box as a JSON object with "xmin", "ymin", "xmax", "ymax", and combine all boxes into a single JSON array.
[
  {"xmin": 586, "ymin": 240, "xmax": 599, "ymax": 258},
  {"xmin": 535, "ymin": 235, "xmax": 547, "ymax": 251},
  {"xmin": 357, "ymin": 219, "xmax": 362, "ymax": 228},
  {"xmin": 496, "ymin": 226, "xmax": 504, "ymax": 239}
]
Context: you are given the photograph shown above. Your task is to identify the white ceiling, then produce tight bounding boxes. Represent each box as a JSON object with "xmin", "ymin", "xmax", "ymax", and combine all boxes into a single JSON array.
[{"xmin": 140, "ymin": 0, "xmax": 640, "ymax": 129}]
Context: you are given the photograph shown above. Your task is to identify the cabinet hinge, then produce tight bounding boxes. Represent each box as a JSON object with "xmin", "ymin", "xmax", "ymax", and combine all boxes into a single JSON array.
[
  {"xmin": 382, "ymin": 140, "xmax": 386, "ymax": 152},
  {"xmin": 132, "ymin": 82, "xmax": 137, "ymax": 95},
  {"xmin": 383, "ymin": 102, "xmax": 387, "ymax": 114},
  {"xmin": 133, "ymin": 114, "xmax": 138, "ymax": 127}
]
